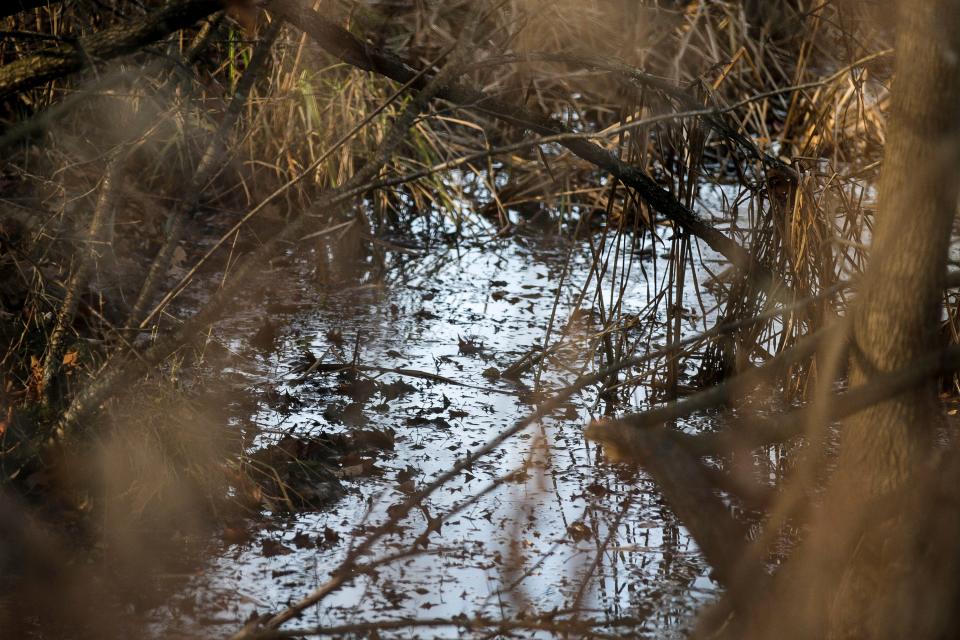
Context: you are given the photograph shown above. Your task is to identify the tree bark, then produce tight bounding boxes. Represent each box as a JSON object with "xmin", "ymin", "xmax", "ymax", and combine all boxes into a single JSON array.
[
  {"xmin": 839, "ymin": 0, "xmax": 960, "ymax": 496},
  {"xmin": 823, "ymin": 2, "xmax": 960, "ymax": 634}
]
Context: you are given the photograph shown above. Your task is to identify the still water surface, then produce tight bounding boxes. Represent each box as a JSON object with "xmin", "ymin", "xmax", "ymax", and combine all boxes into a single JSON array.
[{"xmin": 155, "ymin": 218, "xmax": 729, "ymax": 638}]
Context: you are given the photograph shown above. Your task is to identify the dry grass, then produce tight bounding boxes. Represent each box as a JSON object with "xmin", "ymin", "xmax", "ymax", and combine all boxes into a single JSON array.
[{"xmin": 0, "ymin": 0, "xmax": 902, "ymax": 521}]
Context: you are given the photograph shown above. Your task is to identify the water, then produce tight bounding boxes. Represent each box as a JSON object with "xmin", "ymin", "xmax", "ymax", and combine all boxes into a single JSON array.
[{"xmin": 151, "ymin": 215, "xmax": 730, "ymax": 638}]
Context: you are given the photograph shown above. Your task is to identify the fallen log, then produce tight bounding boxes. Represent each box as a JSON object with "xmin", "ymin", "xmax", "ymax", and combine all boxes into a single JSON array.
[{"xmin": 0, "ymin": 0, "xmax": 222, "ymax": 99}]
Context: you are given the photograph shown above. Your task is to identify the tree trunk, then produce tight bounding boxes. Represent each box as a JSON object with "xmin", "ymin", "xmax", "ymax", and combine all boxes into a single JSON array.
[
  {"xmin": 840, "ymin": 0, "xmax": 960, "ymax": 497},
  {"xmin": 732, "ymin": 1, "xmax": 960, "ymax": 637},
  {"xmin": 824, "ymin": 2, "xmax": 960, "ymax": 634}
]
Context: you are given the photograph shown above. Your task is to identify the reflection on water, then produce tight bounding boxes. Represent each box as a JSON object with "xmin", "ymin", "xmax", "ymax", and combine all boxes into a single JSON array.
[{"xmin": 153, "ymin": 219, "xmax": 728, "ymax": 638}]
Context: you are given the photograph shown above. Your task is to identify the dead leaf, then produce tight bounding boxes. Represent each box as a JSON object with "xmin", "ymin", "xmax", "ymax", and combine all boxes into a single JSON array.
[
  {"xmin": 482, "ymin": 367, "xmax": 500, "ymax": 380},
  {"xmin": 458, "ymin": 335, "xmax": 484, "ymax": 355},
  {"xmin": 322, "ymin": 527, "xmax": 340, "ymax": 545},
  {"xmin": 567, "ymin": 521, "xmax": 593, "ymax": 542},
  {"xmin": 260, "ymin": 538, "xmax": 293, "ymax": 557}
]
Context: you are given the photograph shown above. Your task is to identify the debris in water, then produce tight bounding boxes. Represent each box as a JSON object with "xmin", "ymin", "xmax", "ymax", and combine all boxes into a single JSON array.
[
  {"xmin": 458, "ymin": 335, "xmax": 484, "ymax": 355},
  {"xmin": 567, "ymin": 521, "xmax": 593, "ymax": 543}
]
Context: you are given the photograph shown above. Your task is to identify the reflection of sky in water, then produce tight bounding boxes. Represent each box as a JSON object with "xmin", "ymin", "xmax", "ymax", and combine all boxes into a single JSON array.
[{"xmin": 153, "ymin": 185, "xmax": 745, "ymax": 638}]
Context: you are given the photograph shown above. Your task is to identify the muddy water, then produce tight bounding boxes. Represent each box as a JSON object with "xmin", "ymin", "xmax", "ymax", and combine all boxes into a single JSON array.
[{"xmin": 155, "ymin": 216, "xmax": 730, "ymax": 638}]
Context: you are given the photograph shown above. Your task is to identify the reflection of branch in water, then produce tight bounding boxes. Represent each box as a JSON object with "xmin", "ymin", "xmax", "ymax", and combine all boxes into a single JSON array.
[
  {"xmin": 569, "ymin": 495, "xmax": 634, "ymax": 614},
  {"xmin": 585, "ymin": 418, "xmax": 748, "ymax": 586},
  {"xmin": 293, "ymin": 361, "xmax": 517, "ymax": 396},
  {"xmin": 55, "ymin": 21, "xmax": 465, "ymax": 441}
]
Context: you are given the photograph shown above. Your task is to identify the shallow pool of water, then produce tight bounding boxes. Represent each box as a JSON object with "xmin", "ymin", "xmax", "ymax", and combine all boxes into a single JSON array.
[{"xmin": 153, "ymin": 221, "xmax": 728, "ymax": 638}]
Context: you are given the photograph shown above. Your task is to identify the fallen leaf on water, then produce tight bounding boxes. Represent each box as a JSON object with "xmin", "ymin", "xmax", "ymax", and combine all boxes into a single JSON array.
[
  {"xmin": 250, "ymin": 318, "xmax": 279, "ymax": 351},
  {"xmin": 585, "ymin": 482, "xmax": 609, "ymax": 497},
  {"xmin": 352, "ymin": 427, "xmax": 395, "ymax": 451},
  {"xmin": 167, "ymin": 245, "xmax": 187, "ymax": 276},
  {"xmin": 380, "ymin": 379, "xmax": 416, "ymax": 401},
  {"xmin": 291, "ymin": 531, "xmax": 313, "ymax": 549},
  {"xmin": 396, "ymin": 465, "xmax": 417, "ymax": 483},
  {"xmin": 407, "ymin": 415, "xmax": 451, "ymax": 429},
  {"xmin": 322, "ymin": 527, "xmax": 340, "ymax": 545},
  {"xmin": 326, "ymin": 328, "xmax": 344, "ymax": 346},
  {"xmin": 260, "ymin": 538, "xmax": 293, "ymax": 557},
  {"xmin": 458, "ymin": 335, "xmax": 484, "ymax": 355},
  {"xmin": 567, "ymin": 521, "xmax": 592, "ymax": 542},
  {"xmin": 481, "ymin": 367, "xmax": 500, "ymax": 380},
  {"xmin": 337, "ymin": 464, "xmax": 365, "ymax": 478}
]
